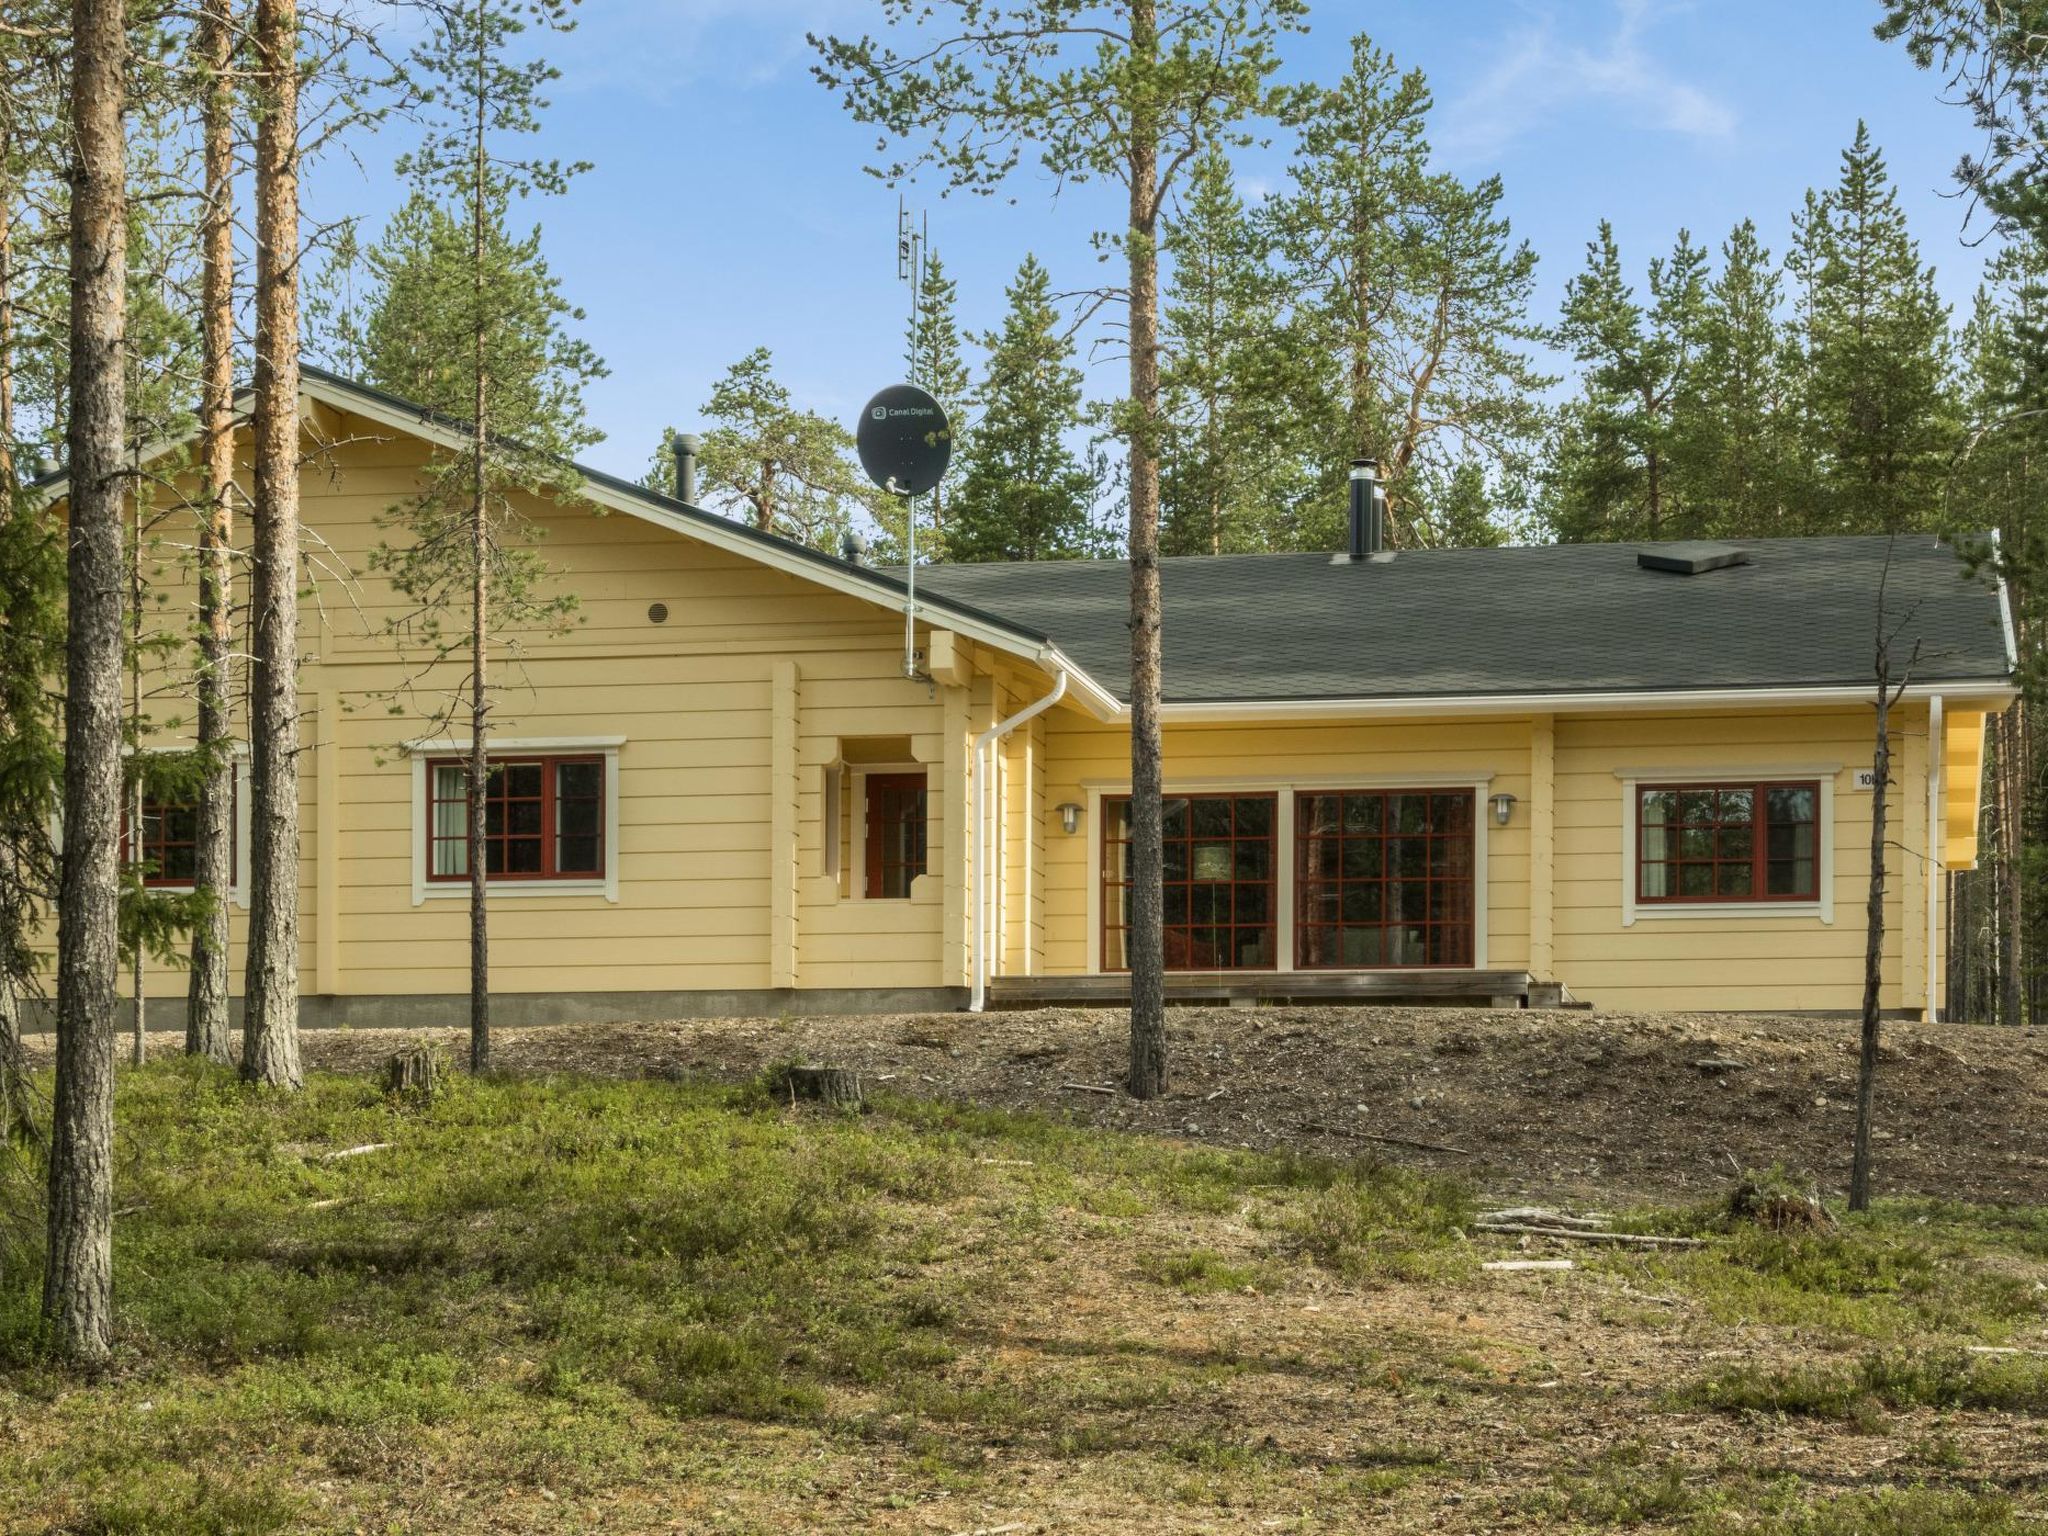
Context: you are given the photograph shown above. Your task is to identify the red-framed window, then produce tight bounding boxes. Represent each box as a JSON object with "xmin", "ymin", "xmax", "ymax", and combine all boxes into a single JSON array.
[
  {"xmin": 1637, "ymin": 781, "xmax": 1819, "ymax": 903},
  {"xmin": 864, "ymin": 772, "xmax": 928, "ymax": 899},
  {"xmin": 427, "ymin": 756, "xmax": 605, "ymax": 882},
  {"xmin": 1296, "ymin": 789, "xmax": 1474, "ymax": 969},
  {"xmin": 124, "ymin": 786, "xmax": 236, "ymax": 888},
  {"xmin": 1101, "ymin": 793, "xmax": 1277, "ymax": 971}
]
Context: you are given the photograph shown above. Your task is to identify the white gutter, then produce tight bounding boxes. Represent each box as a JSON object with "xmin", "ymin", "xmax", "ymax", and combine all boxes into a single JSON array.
[
  {"xmin": 1145, "ymin": 681, "xmax": 2015, "ymax": 724},
  {"xmin": 1928, "ymin": 694, "xmax": 1943, "ymax": 1023},
  {"xmin": 970, "ymin": 670, "xmax": 1068, "ymax": 1012}
]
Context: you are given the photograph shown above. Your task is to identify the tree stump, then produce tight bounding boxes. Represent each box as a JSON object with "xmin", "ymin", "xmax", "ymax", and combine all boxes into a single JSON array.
[
  {"xmin": 774, "ymin": 1063, "xmax": 863, "ymax": 1110},
  {"xmin": 382, "ymin": 1042, "xmax": 443, "ymax": 1104}
]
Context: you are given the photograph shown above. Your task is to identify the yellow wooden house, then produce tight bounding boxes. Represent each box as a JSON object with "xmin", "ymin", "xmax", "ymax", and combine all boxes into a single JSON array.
[{"xmin": 62, "ymin": 369, "xmax": 2016, "ymax": 1025}]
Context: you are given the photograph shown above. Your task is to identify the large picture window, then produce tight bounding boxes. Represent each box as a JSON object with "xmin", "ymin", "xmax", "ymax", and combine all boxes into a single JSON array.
[
  {"xmin": 1296, "ymin": 790, "xmax": 1474, "ymax": 968},
  {"xmin": 1637, "ymin": 781, "xmax": 1819, "ymax": 903},
  {"xmin": 1101, "ymin": 794, "xmax": 1276, "ymax": 971},
  {"xmin": 427, "ymin": 755, "xmax": 605, "ymax": 882}
]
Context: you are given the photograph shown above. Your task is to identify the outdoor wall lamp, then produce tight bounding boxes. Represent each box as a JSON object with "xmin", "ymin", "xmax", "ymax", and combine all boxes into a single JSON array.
[
  {"xmin": 1057, "ymin": 802, "xmax": 1083, "ymax": 835},
  {"xmin": 1491, "ymin": 792, "xmax": 1518, "ymax": 827}
]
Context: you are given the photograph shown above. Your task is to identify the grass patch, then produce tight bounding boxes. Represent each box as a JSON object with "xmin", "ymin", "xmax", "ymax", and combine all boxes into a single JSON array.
[
  {"xmin": 1686, "ymin": 1346, "xmax": 2048, "ymax": 1424},
  {"xmin": 1141, "ymin": 1247, "xmax": 1256, "ymax": 1293},
  {"xmin": 1618, "ymin": 1190, "xmax": 2048, "ymax": 1341},
  {"xmin": 0, "ymin": 1057, "xmax": 2041, "ymax": 1532}
]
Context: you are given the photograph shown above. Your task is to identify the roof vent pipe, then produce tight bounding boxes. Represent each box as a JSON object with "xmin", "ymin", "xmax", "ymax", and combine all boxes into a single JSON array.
[
  {"xmin": 673, "ymin": 433, "xmax": 701, "ymax": 505},
  {"xmin": 1348, "ymin": 458, "xmax": 1385, "ymax": 560}
]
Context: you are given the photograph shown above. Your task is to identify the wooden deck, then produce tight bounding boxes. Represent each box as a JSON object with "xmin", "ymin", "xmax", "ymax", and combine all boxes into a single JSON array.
[{"xmin": 985, "ymin": 970, "xmax": 1544, "ymax": 1009}]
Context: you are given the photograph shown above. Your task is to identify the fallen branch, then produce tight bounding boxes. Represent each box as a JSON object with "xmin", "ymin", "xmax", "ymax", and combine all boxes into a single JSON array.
[
  {"xmin": 946, "ymin": 1524, "xmax": 1030, "ymax": 1536},
  {"xmin": 1297, "ymin": 1121, "xmax": 1472, "ymax": 1156},
  {"xmin": 1482, "ymin": 1258, "xmax": 1574, "ymax": 1272},
  {"xmin": 321, "ymin": 1142, "xmax": 393, "ymax": 1161},
  {"xmin": 1061, "ymin": 1082, "xmax": 1116, "ymax": 1095},
  {"xmin": 308, "ymin": 1196, "xmax": 354, "ymax": 1211},
  {"xmin": 1473, "ymin": 1221, "xmax": 1706, "ymax": 1249},
  {"xmin": 1478, "ymin": 1207, "xmax": 1612, "ymax": 1230}
]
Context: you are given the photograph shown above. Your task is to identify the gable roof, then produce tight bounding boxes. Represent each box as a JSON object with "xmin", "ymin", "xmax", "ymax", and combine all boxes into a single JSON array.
[
  {"xmin": 905, "ymin": 536, "xmax": 2015, "ymax": 712},
  {"xmin": 33, "ymin": 368, "xmax": 2015, "ymax": 720},
  {"xmin": 30, "ymin": 366, "xmax": 1122, "ymax": 718}
]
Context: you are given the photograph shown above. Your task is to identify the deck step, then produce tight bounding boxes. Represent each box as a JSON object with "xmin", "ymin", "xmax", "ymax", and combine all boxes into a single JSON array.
[{"xmin": 985, "ymin": 970, "xmax": 1536, "ymax": 1009}]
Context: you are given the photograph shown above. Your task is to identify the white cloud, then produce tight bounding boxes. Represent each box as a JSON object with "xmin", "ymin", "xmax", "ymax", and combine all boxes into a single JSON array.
[{"xmin": 1438, "ymin": 0, "xmax": 1737, "ymax": 162}]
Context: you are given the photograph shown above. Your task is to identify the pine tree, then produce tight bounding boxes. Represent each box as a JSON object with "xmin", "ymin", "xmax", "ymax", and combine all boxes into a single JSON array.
[
  {"xmin": 243, "ymin": 0, "xmax": 306, "ymax": 1089},
  {"xmin": 186, "ymin": 0, "xmax": 239, "ymax": 1063},
  {"xmin": 951, "ymin": 254, "xmax": 1095, "ymax": 562},
  {"xmin": 0, "ymin": 0, "xmax": 66, "ymax": 1064},
  {"xmin": 1547, "ymin": 223, "xmax": 1709, "ymax": 540},
  {"xmin": 1796, "ymin": 123, "xmax": 1956, "ymax": 534},
  {"xmin": 1951, "ymin": 240, "xmax": 2048, "ymax": 1023},
  {"xmin": 366, "ymin": 0, "xmax": 603, "ymax": 1075},
  {"xmin": 816, "ymin": 0, "xmax": 1304, "ymax": 1101},
  {"xmin": 904, "ymin": 248, "xmax": 969, "ymax": 559},
  {"xmin": 1673, "ymin": 219, "xmax": 1797, "ymax": 538},
  {"xmin": 46, "ymin": 0, "xmax": 130, "ymax": 1363},
  {"xmin": 653, "ymin": 348, "xmax": 875, "ymax": 552},
  {"xmin": 1271, "ymin": 35, "xmax": 1550, "ymax": 548},
  {"xmin": 1159, "ymin": 149, "xmax": 1300, "ymax": 555}
]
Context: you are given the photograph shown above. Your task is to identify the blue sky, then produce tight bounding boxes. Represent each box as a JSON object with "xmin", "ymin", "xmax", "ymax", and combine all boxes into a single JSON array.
[{"xmin": 313, "ymin": 0, "xmax": 1999, "ymax": 483}]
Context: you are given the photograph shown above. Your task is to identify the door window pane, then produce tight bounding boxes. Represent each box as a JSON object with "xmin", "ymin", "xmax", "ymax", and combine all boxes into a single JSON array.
[
  {"xmin": 1296, "ymin": 790, "xmax": 1476, "ymax": 970},
  {"xmin": 1102, "ymin": 793, "xmax": 1276, "ymax": 971}
]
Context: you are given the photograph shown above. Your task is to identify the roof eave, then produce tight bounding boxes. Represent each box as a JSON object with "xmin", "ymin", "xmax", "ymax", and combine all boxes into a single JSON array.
[{"xmin": 1135, "ymin": 680, "xmax": 2019, "ymax": 723}]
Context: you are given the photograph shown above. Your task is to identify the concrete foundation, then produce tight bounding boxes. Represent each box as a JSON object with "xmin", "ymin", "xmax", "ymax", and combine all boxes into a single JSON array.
[{"xmin": 17, "ymin": 986, "xmax": 973, "ymax": 1034}]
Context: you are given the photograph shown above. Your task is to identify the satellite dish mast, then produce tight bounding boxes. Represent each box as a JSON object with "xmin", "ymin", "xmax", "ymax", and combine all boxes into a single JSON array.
[
  {"xmin": 879, "ymin": 195, "xmax": 941, "ymax": 678},
  {"xmin": 859, "ymin": 379, "xmax": 952, "ymax": 682}
]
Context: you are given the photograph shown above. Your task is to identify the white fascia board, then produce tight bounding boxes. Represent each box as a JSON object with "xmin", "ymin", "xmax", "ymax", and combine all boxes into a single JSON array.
[
  {"xmin": 298, "ymin": 377, "xmax": 1113, "ymax": 717},
  {"xmin": 1141, "ymin": 682, "xmax": 2018, "ymax": 724}
]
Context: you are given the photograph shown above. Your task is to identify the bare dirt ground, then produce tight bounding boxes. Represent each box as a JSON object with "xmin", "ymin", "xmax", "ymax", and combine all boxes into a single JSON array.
[{"xmin": 100, "ymin": 1004, "xmax": 2048, "ymax": 1206}]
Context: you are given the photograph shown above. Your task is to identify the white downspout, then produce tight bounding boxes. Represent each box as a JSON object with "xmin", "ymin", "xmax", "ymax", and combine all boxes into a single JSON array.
[
  {"xmin": 971, "ymin": 669, "xmax": 1068, "ymax": 1011},
  {"xmin": 1927, "ymin": 693, "xmax": 1943, "ymax": 1024}
]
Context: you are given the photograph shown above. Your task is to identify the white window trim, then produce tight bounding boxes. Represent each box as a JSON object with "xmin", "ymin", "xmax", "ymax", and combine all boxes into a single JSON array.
[
  {"xmin": 1617, "ymin": 767, "xmax": 1835, "ymax": 926},
  {"xmin": 408, "ymin": 736, "xmax": 623, "ymax": 906},
  {"xmin": 1084, "ymin": 776, "xmax": 1494, "ymax": 975},
  {"xmin": 849, "ymin": 762, "xmax": 927, "ymax": 900}
]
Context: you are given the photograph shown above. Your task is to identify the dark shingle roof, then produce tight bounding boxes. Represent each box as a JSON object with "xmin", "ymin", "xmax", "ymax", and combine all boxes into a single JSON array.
[{"xmin": 903, "ymin": 536, "xmax": 2012, "ymax": 704}]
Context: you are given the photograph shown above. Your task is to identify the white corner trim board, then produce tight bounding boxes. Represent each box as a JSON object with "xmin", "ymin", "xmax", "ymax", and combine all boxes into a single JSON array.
[
  {"xmin": 1617, "ymin": 768, "xmax": 1836, "ymax": 927},
  {"xmin": 408, "ymin": 737, "xmax": 623, "ymax": 906}
]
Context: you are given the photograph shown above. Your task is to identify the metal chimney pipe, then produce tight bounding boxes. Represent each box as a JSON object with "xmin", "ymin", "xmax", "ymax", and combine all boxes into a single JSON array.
[
  {"xmin": 1348, "ymin": 458, "xmax": 1384, "ymax": 559},
  {"xmin": 674, "ymin": 433, "xmax": 701, "ymax": 504}
]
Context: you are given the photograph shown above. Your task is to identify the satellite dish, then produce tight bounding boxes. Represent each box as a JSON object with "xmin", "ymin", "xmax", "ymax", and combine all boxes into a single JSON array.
[{"xmin": 857, "ymin": 383, "xmax": 951, "ymax": 496}]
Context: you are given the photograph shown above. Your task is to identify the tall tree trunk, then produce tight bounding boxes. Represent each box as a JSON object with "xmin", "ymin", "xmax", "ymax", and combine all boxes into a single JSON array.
[
  {"xmin": 0, "ymin": 129, "xmax": 20, "ymax": 1055},
  {"xmin": 1124, "ymin": 0, "xmax": 1167, "ymax": 1101},
  {"xmin": 242, "ymin": 0, "xmax": 303, "ymax": 1089},
  {"xmin": 1997, "ymin": 708, "xmax": 2024, "ymax": 1026},
  {"xmin": 466, "ymin": 9, "xmax": 492, "ymax": 1075},
  {"xmin": 129, "ymin": 501, "xmax": 145, "ymax": 1068},
  {"xmin": 45, "ymin": 0, "xmax": 129, "ymax": 1364},
  {"xmin": 1850, "ymin": 675, "xmax": 1898, "ymax": 1212},
  {"xmin": 187, "ymin": 0, "xmax": 237, "ymax": 1064},
  {"xmin": 0, "ymin": 133, "xmax": 15, "ymax": 485}
]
